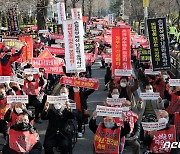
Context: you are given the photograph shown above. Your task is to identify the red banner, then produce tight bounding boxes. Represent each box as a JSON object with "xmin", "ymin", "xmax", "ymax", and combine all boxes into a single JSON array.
[
  {"xmin": 38, "ymin": 49, "xmax": 53, "ymax": 58},
  {"xmin": 44, "ymin": 67, "xmax": 64, "ymax": 75},
  {"xmin": 60, "ymin": 76, "xmax": 99, "ymax": 90},
  {"xmin": 94, "ymin": 123, "xmax": 120, "ymax": 154},
  {"xmin": 112, "ymin": 27, "xmax": 131, "ymax": 76},
  {"xmin": 32, "ymin": 57, "xmax": 65, "ymax": 68},
  {"xmin": 44, "ymin": 46, "xmax": 65, "ymax": 55},
  {"xmin": 49, "ymin": 32, "xmax": 64, "ymax": 40},
  {"xmin": 31, "ymin": 26, "xmax": 38, "ymax": 31},
  {"xmin": 174, "ymin": 112, "xmax": 180, "ymax": 135},
  {"xmin": 85, "ymin": 53, "xmax": 95, "ymax": 63},
  {"xmin": 82, "ymin": 16, "xmax": 88, "ymax": 23}
]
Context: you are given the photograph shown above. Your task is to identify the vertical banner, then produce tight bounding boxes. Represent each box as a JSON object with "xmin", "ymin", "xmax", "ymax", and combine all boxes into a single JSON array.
[
  {"xmin": 147, "ymin": 18, "xmax": 170, "ymax": 71},
  {"xmin": 112, "ymin": 27, "xmax": 131, "ymax": 76},
  {"xmin": 108, "ymin": 14, "xmax": 114, "ymax": 25},
  {"xmin": 71, "ymin": 8, "xmax": 82, "ymax": 20},
  {"xmin": 57, "ymin": 2, "xmax": 66, "ymax": 24},
  {"xmin": 8, "ymin": 8, "xmax": 19, "ymax": 32},
  {"xmin": 72, "ymin": 20, "xmax": 86, "ymax": 72}
]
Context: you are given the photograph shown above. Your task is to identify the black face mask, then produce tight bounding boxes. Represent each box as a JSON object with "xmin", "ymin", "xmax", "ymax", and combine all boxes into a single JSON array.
[
  {"xmin": 11, "ymin": 86, "xmax": 19, "ymax": 91},
  {"xmin": 16, "ymin": 122, "xmax": 29, "ymax": 130},
  {"xmin": 0, "ymin": 93, "xmax": 5, "ymax": 100}
]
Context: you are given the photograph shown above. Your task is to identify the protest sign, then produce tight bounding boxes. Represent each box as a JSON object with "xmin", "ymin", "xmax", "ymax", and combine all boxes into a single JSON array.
[
  {"xmin": 106, "ymin": 98, "xmax": 126, "ymax": 106},
  {"xmin": 44, "ymin": 46, "xmax": 65, "ymax": 55},
  {"xmin": 114, "ymin": 69, "xmax": 132, "ymax": 76},
  {"xmin": 24, "ymin": 68, "xmax": 39, "ymax": 74},
  {"xmin": 169, "ymin": 79, "xmax": 180, "ymax": 86},
  {"xmin": 71, "ymin": 8, "xmax": 82, "ymax": 20},
  {"xmin": 49, "ymin": 33, "xmax": 64, "ymax": 40},
  {"xmin": 60, "ymin": 76, "xmax": 99, "ymax": 90},
  {"xmin": 85, "ymin": 53, "xmax": 95, "ymax": 63},
  {"xmin": 8, "ymin": 8, "xmax": 19, "ymax": 32},
  {"xmin": 105, "ymin": 58, "xmax": 112, "ymax": 63},
  {"xmin": 3, "ymin": 40, "xmax": 25, "ymax": 50},
  {"xmin": 44, "ymin": 67, "xmax": 64, "ymax": 75},
  {"xmin": 0, "ymin": 76, "xmax": 10, "ymax": 83},
  {"xmin": 38, "ymin": 30, "xmax": 49, "ymax": 34},
  {"xmin": 57, "ymin": 2, "xmax": 66, "ymax": 24},
  {"xmin": 47, "ymin": 95, "xmax": 68, "ymax": 104},
  {"xmin": 141, "ymin": 121, "xmax": 167, "ymax": 131},
  {"xmin": 96, "ymin": 105, "xmax": 122, "ymax": 118},
  {"xmin": 7, "ymin": 95, "xmax": 28, "ymax": 104},
  {"xmin": 10, "ymin": 76, "xmax": 24, "ymax": 85},
  {"xmin": 140, "ymin": 92, "xmax": 160, "ymax": 100},
  {"xmin": 144, "ymin": 69, "xmax": 161, "ymax": 75}
]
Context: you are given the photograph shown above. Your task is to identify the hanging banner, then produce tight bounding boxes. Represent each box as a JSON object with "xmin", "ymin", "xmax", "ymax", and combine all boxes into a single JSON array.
[
  {"xmin": 112, "ymin": 27, "xmax": 131, "ymax": 76},
  {"xmin": 44, "ymin": 67, "xmax": 64, "ymax": 75},
  {"xmin": 57, "ymin": 2, "xmax": 66, "ymax": 24},
  {"xmin": 7, "ymin": 95, "xmax": 28, "ymax": 104},
  {"xmin": 96, "ymin": 105, "xmax": 122, "ymax": 118},
  {"xmin": 169, "ymin": 79, "xmax": 180, "ymax": 86},
  {"xmin": 32, "ymin": 57, "xmax": 64, "ymax": 68},
  {"xmin": 108, "ymin": 14, "xmax": 114, "ymax": 25},
  {"xmin": 38, "ymin": 49, "xmax": 53, "ymax": 58},
  {"xmin": 147, "ymin": 18, "xmax": 170, "ymax": 71},
  {"xmin": 47, "ymin": 95, "xmax": 68, "ymax": 104},
  {"xmin": 60, "ymin": 76, "xmax": 99, "ymax": 90},
  {"xmin": 8, "ymin": 8, "xmax": 19, "ymax": 32},
  {"xmin": 71, "ymin": 8, "xmax": 82, "ymax": 20},
  {"xmin": 140, "ymin": 92, "xmax": 160, "ymax": 100},
  {"xmin": 44, "ymin": 46, "xmax": 65, "ymax": 55}
]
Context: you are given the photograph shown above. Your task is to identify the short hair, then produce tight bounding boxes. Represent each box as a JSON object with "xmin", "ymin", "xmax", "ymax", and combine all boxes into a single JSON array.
[
  {"xmin": 120, "ymin": 76, "xmax": 128, "ymax": 82},
  {"xmin": 110, "ymin": 87, "xmax": 119, "ymax": 93}
]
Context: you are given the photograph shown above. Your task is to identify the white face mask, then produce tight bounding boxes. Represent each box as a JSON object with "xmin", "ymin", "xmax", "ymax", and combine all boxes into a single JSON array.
[
  {"xmin": 27, "ymin": 76, "xmax": 34, "ymax": 81},
  {"xmin": 104, "ymin": 122, "xmax": 114, "ymax": 129},
  {"xmin": 54, "ymin": 104, "xmax": 61, "ymax": 110},
  {"xmin": 120, "ymin": 82, "xmax": 127, "ymax": 88},
  {"xmin": 146, "ymin": 89, "xmax": 153, "ymax": 93},
  {"xmin": 15, "ymin": 107, "xmax": 23, "ymax": 114},
  {"xmin": 158, "ymin": 118, "xmax": 168, "ymax": 125},
  {"xmin": 112, "ymin": 94, "xmax": 119, "ymax": 99},
  {"xmin": 122, "ymin": 106, "xmax": 130, "ymax": 112},
  {"xmin": 73, "ymin": 87, "xmax": 79, "ymax": 92}
]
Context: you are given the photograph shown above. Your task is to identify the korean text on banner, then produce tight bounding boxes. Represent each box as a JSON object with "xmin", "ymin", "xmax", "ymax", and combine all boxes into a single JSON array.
[
  {"xmin": 71, "ymin": 8, "xmax": 82, "ymax": 20},
  {"xmin": 0, "ymin": 76, "xmax": 10, "ymax": 83},
  {"xmin": 169, "ymin": 79, "xmax": 180, "ymax": 86},
  {"xmin": 112, "ymin": 27, "xmax": 131, "ymax": 76},
  {"xmin": 108, "ymin": 14, "xmax": 113, "ymax": 25},
  {"xmin": 57, "ymin": 2, "xmax": 66, "ymax": 24},
  {"xmin": 8, "ymin": 8, "xmax": 19, "ymax": 32},
  {"xmin": 7, "ymin": 95, "xmax": 28, "ymax": 104},
  {"xmin": 147, "ymin": 18, "xmax": 170, "ymax": 71},
  {"xmin": 141, "ymin": 121, "xmax": 166, "ymax": 131},
  {"xmin": 44, "ymin": 46, "xmax": 65, "ymax": 55},
  {"xmin": 140, "ymin": 92, "xmax": 160, "ymax": 100},
  {"xmin": 47, "ymin": 95, "xmax": 68, "ymax": 104}
]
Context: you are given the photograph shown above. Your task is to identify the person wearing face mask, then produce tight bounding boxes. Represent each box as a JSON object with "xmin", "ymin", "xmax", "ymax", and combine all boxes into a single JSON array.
[
  {"xmin": 41, "ymin": 100, "xmax": 74, "ymax": 154},
  {"xmin": 89, "ymin": 111, "xmax": 130, "ymax": 153},
  {"xmin": 117, "ymin": 76, "xmax": 138, "ymax": 106},
  {"xmin": 0, "ymin": 45, "xmax": 25, "ymax": 76},
  {"xmin": 143, "ymin": 110, "xmax": 178, "ymax": 154},
  {"xmin": 40, "ymin": 33, "xmax": 50, "ymax": 46},
  {"xmin": 4, "ymin": 102, "xmax": 34, "ymax": 128},
  {"xmin": 9, "ymin": 82, "xmax": 25, "ymax": 95},
  {"xmin": 33, "ymin": 36, "xmax": 44, "ymax": 57},
  {"xmin": 2, "ymin": 113, "xmax": 42, "ymax": 154},
  {"xmin": 22, "ymin": 73, "xmax": 44, "ymax": 124}
]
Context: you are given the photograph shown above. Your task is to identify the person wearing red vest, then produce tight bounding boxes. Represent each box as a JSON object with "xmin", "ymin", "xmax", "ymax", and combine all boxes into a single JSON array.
[
  {"xmin": 89, "ymin": 111, "xmax": 130, "ymax": 154},
  {"xmin": 0, "ymin": 45, "xmax": 25, "ymax": 76},
  {"xmin": 2, "ymin": 113, "xmax": 42, "ymax": 154},
  {"xmin": 9, "ymin": 82, "xmax": 25, "ymax": 95},
  {"xmin": 33, "ymin": 37, "xmax": 44, "ymax": 57},
  {"xmin": 144, "ymin": 110, "xmax": 178, "ymax": 154}
]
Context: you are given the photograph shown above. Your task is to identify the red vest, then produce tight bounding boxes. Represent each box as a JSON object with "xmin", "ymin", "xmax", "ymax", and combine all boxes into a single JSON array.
[
  {"xmin": 94, "ymin": 123, "xmax": 121, "ymax": 154},
  {"xmin": 9, "ymin": 129, "xmax": 37, "ymax": 153},
  {"xmin": 174, "ymin": 112, "xmax": 180, "ymax": 135},
  {"xmin": 0, "ymin": 99, "xmax": 10, "ymax": 120},
  {"xmin": 167, "ymin": 93, "xmax": 180, "ymax": 114},
  {"xmin": 8, "ymin": 111, "xmax": 19, "ymax": 128},
  {"xmin": 150, "ymin": 125, "xmax": 176, "ymax": 153}
]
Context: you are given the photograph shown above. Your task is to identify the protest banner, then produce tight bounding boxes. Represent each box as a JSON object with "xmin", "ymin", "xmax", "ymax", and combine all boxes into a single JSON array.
[
  {"xmin": 71, "ymin": 8, "xmax": 82, "ymax": 20},
  {"xmin": 24, "ymin": 68, "xmax": 39, "ymax": 74},
  {"xmin": 8, "ymin": 8, "xmax": 19, "ymax": 32},
  {"xmin": 106, "ymin": 98, "xmax": 126, "ymax": 106},
  {"xmin": 105, "ymin": 58, "xmax": 112, "ymax": 63},
  {"xmin": 3, "ymin": 40, "xmax": 25, "ymax": 50},
  {"xmin": 114, "ymin": 69, "xmax": 132, "ymax": 76},
  {"xmin": 0, "ymin": 76, "xmax": 10, "ymax": 83},
  {"xmin": 147, "ymin": 18, "xmax": 170, "ymax": 71},
  {"xmin": 49, "ymin": 33, "xmax": 64, "ymax": 40},
  {"xmin": 10, "ymin": 76, "xmax": 24, "ymax": 85},
  {"xmin": 47, "ymin": 95, "xmax": 68, "ymax": 104},
  {"xmin": 112, "ymin": 27, "xmax": 131, "ymax": 76},
  {"xmin": 144, "ymin": 69, "xmax": 161, "ymax": 75},
  {"xmin": 31, "ymin": 57, "xmax": 64, "ymax": 68},
  {"xmin": 60, "ymin": 76, "xmax": 99, "ymax": 90},
  {"xmin": 53, "ymin": 24, "xmax": 63, "ymax": 34},
  {"xmin": 85, "ymin": 53, "xmax": 95, "ymax": 63},
  {"xmin": 7, "ymin": 95, "xmax": 28, "ymax": 104},
  {"xmin": 44, "ymin": 67, "xmax": 64, "ymax": 75},
  {"xmin": 141, "ymin": 121, "xmax": 167, "ymax": 131},
  {"xmin": 96, "ymin": 105, "xmax": 122, "ymax": 118},
  {"xmin": 57, "ymin": 2, "xmax": 66, "ymax": 24},
  {"xmin": 138, "ymin": 47, "xmax": 151, "ymax": 62},
  {"xmin": 44, "ymin": 46, "xmax": 65, "ymax": 55},
  {"xmin": 108, "ymin": 14, "xmax": 113, "ymax": 25},
  {"xmin": 38, "ymin": 49, "xmax": 53, "ymax": 58},
  {"xmin": 140, "ymin": 92, "xmax": 160, "ymax": 100},
  {"xmin": 38, "ymin": 30, "xmax": 49, "ymax": 34},
  {"xmin": 169, "ymin": 79, "xmax": 180, "ymax": 86}
]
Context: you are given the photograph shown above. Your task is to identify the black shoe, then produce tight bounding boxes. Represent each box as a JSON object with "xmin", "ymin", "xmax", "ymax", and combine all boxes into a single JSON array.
[{"xmin": 35, "ymin": 118, "xmax": 42, "ymax": 124}]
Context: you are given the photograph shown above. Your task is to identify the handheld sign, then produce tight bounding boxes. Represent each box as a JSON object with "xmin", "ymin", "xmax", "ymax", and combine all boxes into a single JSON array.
[
  {"xmin": 169, "ymin": 79, "xmax": 180, "ymax": 86},
  {"xmin": 96, "ymin": 105, "xmax": 122, "ymax": 118},
  {"xmin": 47, "ymin": 95, "xmax": 68, "ymax": 104},
  {"xmin": 140, "ymin": 92, "xmax": 160, "ymax": 100},
  {"xmin": 114, "ymin": 69, "xmax": 132, "ymax": 76},
  {"xmin": 10, "ymin": 76, "xmax": 24, "ymax": 85},
  {"xmin": 144, "ymin": 69, "xmax": 161, "ymax": 75},
  {"xmin": 24, "ymin": 68, "xmax": 39, "ymax": 75},
  {"xmin": 106, "ymin": 98, "xmax": 126, "ymax": 106},
  {"xmin": 7, "ymin": 95, "xmax": 28, "ymax": 104},
  {"xmin": 0, "ymin": 76, "xmax": 10, "ymax": 83},
  {"xmin": 141, "ymin": 121, "xmax": 166, "ymax": 131}
]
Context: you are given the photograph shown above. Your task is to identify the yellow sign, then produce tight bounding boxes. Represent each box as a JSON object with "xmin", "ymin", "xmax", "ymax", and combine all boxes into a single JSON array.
[{"xmin": 143, "ymin": 0, "xmax": 149, "ymax": 7}]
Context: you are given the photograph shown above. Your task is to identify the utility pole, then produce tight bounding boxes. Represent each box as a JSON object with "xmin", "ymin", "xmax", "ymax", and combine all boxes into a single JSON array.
[{"xmin": 143, "ymin": 0, "xmax": 149, "ymax": 37}]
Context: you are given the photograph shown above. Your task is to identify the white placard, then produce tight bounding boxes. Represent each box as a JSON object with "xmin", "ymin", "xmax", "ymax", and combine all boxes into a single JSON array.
[
  {"xmin": 144, "ymin": 69, "xmax": 161, "ymax": 75},
  {"xmin": 69, "ymin": 103, "xmax": 76, "ymax": 109},
  {"xmin": 57, "ymin": 2, "xmax": 66, "ymax": 24},
  {"xmin": 47, "ymin": 95, "xmax": 68, "ymax": 104},
  {"xmin": 38, "ymin": 30, "xmax": 49, "ymax": 34},
  {"xmin": 7, "ymin": 95, "xmax": 28, "ymax": 104},
  {"xmin": 0, "ymin": 76, "xmax": 10, "ymax": 83},
  {"xmin": 10, "ymin": 76, "xmax": 24, "ymax": 85},
  {"xmin": 169, "ymin": 79, "xmax": 180, "ymax": 86},
  {"xmin": 105, "ymin": 58, "xmax": 112, "ymax": 63},
  {"xmin": 115, "ymin": 69, "xmax": 132, "ymax": 76},
  {"xmin": 106, "ymin": 98, "xmax": 126, "ymax": 106},
  {"xmin": 71, "ymin": 8, "xmax": 82, "ymax": 20},
  {"xmin": 141, "ymin": 122, "xmax": 167, "ymax": 131},
  {"xmin": 96, "ymin": 105, "xmax": 122, "ymax": 118},
  {"xmin": 140, "ymin": 92, "xmax": 160, "ymax": 100},
  {"xmin": 24, "ymin": 68, "xmax": 39, "ymax": 74},
  {"xmin": 51, "ymin": 44, "xmax": 61, "ymax": 48},
  {"xmin": 108, "ymin": 14, "xmax": 113, "ymax": 25},
  {"xmin": 55, "ymin": 39, "xmax": 64, "ymax": 44}
]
